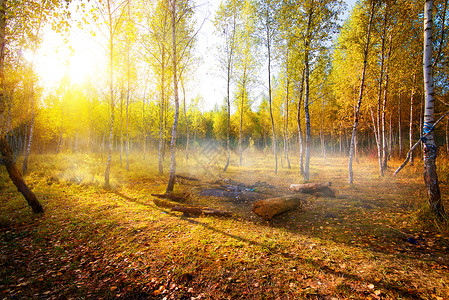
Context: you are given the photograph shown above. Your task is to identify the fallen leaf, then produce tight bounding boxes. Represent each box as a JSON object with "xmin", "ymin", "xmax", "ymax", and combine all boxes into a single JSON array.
[
  {"xmin": 374, "ymin": 290, "xmax": 381, "ymax": 296},
  {"xmin": 153, "ymin": 289, "xmax": 161, "ymax": 296},
  {"xmin": 110, "ymin": 286, "xmax": 117, "ymax": 292}
]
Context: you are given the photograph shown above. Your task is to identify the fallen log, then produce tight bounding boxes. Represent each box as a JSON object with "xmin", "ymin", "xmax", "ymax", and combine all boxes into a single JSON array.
[
  {"xmin": 252, "ymin": 195, "xmax": 303, "ymax": 220},
  {"xmin": 153, "ymin": 198, "xmax": 232, "ymax": 217},
  {"xmin": 151, "ymin": 192, "xmax": 189, "ymax": 202},
  {"xmin": 171, "ymin": 206, "xmax": 232, "ymax": 217},
  {"xmin": 289, "ymin": 182, "xmax": 337, "ymax": 198},
  {"xmin": 175, "ymin": 174, "xmax": 200, "ymax": 181},
  {"xmin": 153, "ymin": 198, "xmax": 179, "ymax": 209}
]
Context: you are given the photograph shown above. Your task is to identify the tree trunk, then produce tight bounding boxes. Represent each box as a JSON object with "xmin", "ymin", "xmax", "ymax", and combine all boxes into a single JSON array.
[
  {"xmin": 398, "ymin": 92, "xmax": 402, "ymax": 158},
  {"xmin": 266, "ymin": 9, "xmax": 277, "ymax": 174},
  {"xmin": 120, "ymin": 87, "xmax": 124, "ymax": 167},
  {"xmin": 0, "ymin": 3, "xmax": 43, "ymax": 214},
  {"xmin": 303, "ymin": 5, "xmax": 313, "ymax": 182},
  {"xmin": 339, "ymin": 121, "xmax": 342, "ymax": 155},
  {"xmin": 166, "ymin": 0, "xmax": 180, "ymax": 193},
  {"xmin": 239, "ymin": 87, "xmax": 244, "ymax": 166},
  {"xmin": 0, "ymin": 137, "xmax": 43, "ymax": 213},
  {"xmin": 446, "ymin": 116, "xmax": 449, "ymax": 158},
  {"xmin": 158, "ymin": 47, "xmax": 166, "ymax": 175},
  {"xmin": 320, "ymin": 101, "xmax": 326, "ymax": 159},
  {"xmin": 382, "ymin": 33, "xmax": 392, "ymax": 170},
  {"xmin": 422, "ymin": 0, "xmax": 445, "ymax": 218},
  {"xmin": 182, "ymin": 82, "xmax": 189, "ymax": 161},
  {"xmin": 304, "ymin": 54, "xmax": 311, "ymax": 182},
  {"xmin": 126, "ymin": 81, "xmax": 130, "ymax": 171},
  {"xmin": 142, "ymin": 90, "xmax": 146, "ymax": 160},
  {"xmin": 285, "ymin": 72, "xmax": 291, "ymax": 169},
  {"xmin": 104, "ymin": 0, "xmax": 114, "ymax": 187},
  {"xmin": 22, "ymin": 110, "xmax": 34, "ymax": 175},
  {"xmin": 375, "ymin": 4, "xmax": 389, "ymax": 176},
  {"xmin": 349, "ymin": 0, "xmax": 375, "ymax": 184},
  {"xmin": 223, "ymin": 66, "xmax": 231, "ymax": 172},
  {"xmin": 125, "ymin": 3, "xmax": 131, "ymax": 171},
  {"xmin": 57, "ymin": 103, "xmax": 63, "ymax": 153},
  {"xmin": 297, "ymin": 68, "xmax": 305, "ymax": 175},
  {"xmin": 410, "ymin": 74, "xmax": 416, "ymax": 165},
  {"xmin": 223, "ymin": 8, "xmax": 236, "ymax": 173}
]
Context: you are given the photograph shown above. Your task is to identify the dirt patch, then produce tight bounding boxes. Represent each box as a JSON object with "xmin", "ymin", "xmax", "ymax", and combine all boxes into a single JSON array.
[{"xmin": 199, "ymin": 180, "xmax": 278, "ymax": 205}]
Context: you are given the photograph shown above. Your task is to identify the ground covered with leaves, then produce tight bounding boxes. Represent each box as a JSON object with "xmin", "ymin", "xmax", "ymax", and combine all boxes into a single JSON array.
[{"xmin": 0, "ymin": 152, "xmax": 448, "ymax": 299}]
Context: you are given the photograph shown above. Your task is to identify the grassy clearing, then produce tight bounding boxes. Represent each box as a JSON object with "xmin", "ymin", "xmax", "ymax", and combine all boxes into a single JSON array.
[{"xmin": 0, "ymin": 151, "xmax": 448, "ymax": 299}]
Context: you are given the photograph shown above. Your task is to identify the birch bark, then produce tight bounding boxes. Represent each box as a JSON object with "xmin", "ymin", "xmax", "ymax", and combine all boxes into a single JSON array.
[
  {"xmin": 349, "ymin": 0, "xmax": 375, "ymax": 184},
  {"xmin": 422, "ymin": 0, "xmax": 445, "ymax": 217}
]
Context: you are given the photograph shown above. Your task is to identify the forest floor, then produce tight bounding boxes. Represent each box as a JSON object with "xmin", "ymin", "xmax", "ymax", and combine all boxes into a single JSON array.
[{"xmin": 0, "ymin": 150, "xmax": 448, "ymax": 299}]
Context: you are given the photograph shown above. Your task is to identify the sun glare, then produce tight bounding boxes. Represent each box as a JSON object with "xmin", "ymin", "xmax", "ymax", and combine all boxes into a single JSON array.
[{"xmin": 33, "ymin": 27, "xmax": 106, "ymax": 89}]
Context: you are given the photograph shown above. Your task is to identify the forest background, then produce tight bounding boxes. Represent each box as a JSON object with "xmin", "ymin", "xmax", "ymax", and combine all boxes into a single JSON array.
[
  {"xmin": 1, "ymin": 0, "xmax": 449, "ymax": 206},
  {"xmin": 2, "ymin": 0, "xmax": 449, "ymax": 298}
]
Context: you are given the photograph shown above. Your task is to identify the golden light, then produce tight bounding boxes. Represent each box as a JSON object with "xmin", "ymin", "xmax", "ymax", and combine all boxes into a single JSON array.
[{"xmin": 32, "ymin": 26, "xmax": 106, "ymax": 88}]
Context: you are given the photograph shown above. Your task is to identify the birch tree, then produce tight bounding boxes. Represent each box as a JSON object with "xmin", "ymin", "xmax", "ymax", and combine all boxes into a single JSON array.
[
  {"xmin": 235, "ymin": 0, "xmax": 258, "ymax": 166},
  {"xmin": 256, "ymin": 0, "xmax": 278, "ymax": 174},
  {"xmin": 422, "ymin": 0, "xmax": 446, "ymax": 218},
  {"xmin": 144, "ymin": 0, "xmax": 172, "ymax": 175},
  {"xmin": 0, "ymin": 0, "xmax": 71, "ymax": 213},
  {"xmin": 166, "ymin": 0, "xmax": 196, "ymax": 192},
  {"xmin": 348, "ymin": 0, "xmax": 375, "ymax": 184},
  {"xmin": 213, "ymin": 0, "xmax": 238, "ymax": 172},
  {"xmin": 298, "ymin": 0, "xmax": 343, "ymax": 181},
  {"xmin": 96, "ymin": 0, "xmax": 129, "ymax": 187}
]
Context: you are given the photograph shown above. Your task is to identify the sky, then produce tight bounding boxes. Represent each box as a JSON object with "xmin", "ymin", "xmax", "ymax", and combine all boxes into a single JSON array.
[{"xmin": 32, "ymin": 0, "xmax": 358, "ymax": 111}]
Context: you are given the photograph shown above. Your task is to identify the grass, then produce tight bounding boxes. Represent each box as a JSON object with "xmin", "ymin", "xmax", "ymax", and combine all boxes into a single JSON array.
[{"xmin": 0, "ymin": 150, "xmax": 448, "ymax": 299}]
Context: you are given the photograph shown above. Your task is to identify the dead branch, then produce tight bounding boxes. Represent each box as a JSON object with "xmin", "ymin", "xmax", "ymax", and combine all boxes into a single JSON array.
[{"xmin": 394, "ymin": 110, "xmax": 449, "ymax": 176}]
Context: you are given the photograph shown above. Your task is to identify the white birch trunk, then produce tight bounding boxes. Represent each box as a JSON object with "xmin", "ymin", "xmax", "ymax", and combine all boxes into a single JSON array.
[
  {"xmin": 422, "ymin": 0, "xmax": 445, "ymax": 217},
  {"xmin": 166, "ymin": 0, "xmax": 180, "ymax": 193},
  {"xmin": 349, "ymin": 0, "xmax": 375, "ymax": 184},
  {"xmin": 409, "ymin": 74, "xmax": 416, "ymax": 165},
  {"xmin": 104, "ymin": 0, "xmax": 114, "ymax": 187}
]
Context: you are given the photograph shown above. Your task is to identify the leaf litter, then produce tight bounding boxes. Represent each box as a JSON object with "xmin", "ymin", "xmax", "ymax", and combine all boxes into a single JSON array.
[{"xmin": 0, "ymin": 154, "xmax": 448, "ymax": 299}]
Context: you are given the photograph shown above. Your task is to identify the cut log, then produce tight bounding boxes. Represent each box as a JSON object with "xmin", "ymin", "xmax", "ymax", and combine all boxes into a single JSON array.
[
  {"xmin": 290, "ymin": 182, "xmax": 337, "ymax": 198},
  {"xmin": 153, "ymin": 198, "xmax": 232, "ymax": 217},
  {"xmin": 252, "ymin": 195, "xmax": 303, "ymax": 220}
]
